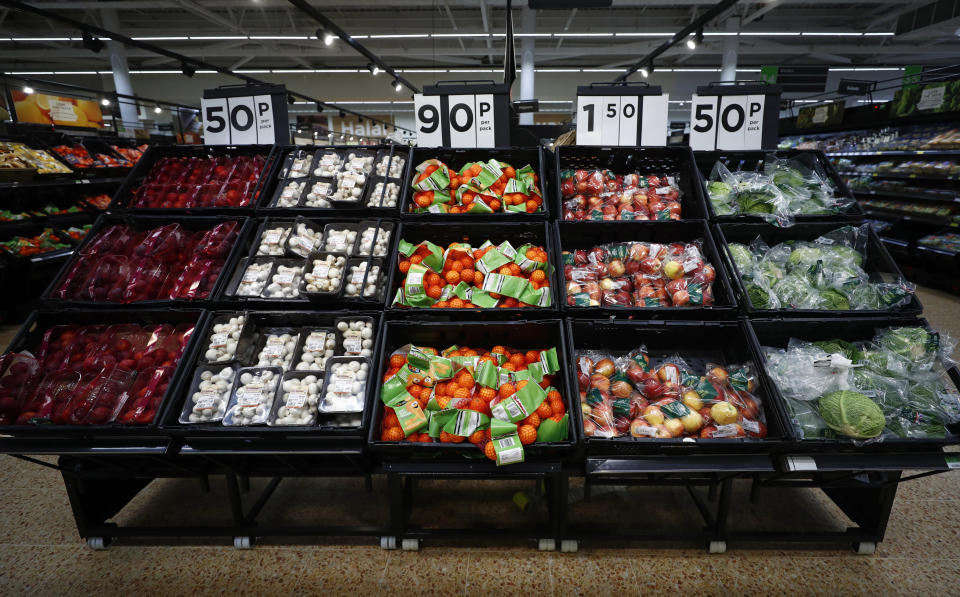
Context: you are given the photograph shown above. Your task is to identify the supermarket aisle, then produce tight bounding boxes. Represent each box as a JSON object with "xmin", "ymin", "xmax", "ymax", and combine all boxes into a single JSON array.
[{"xmin": 0, "ymin": 287, "xmax": 958, "ymax": 596}]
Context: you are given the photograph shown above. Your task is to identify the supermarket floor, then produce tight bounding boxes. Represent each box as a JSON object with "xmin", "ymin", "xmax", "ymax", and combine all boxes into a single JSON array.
[{"xmin": 1, "ymin": 287, "xmax": 959, "ymax": 597}]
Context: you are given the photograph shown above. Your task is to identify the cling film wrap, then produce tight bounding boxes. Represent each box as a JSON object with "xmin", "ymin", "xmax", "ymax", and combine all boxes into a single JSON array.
[{"xmin": 379, "ymin": 343, "xmax": 566, "ymax": 464}]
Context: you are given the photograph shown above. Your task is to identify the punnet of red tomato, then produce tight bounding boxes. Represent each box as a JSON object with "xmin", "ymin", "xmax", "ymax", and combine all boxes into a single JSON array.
[
  {"xmin": 53, "ymin": 220, "xmax": 240, "ymax": 303},
  {"xmin": 410, "ymin": 159, "xmax": 543, "ymax": 214},
  {"xmin": 379, "ymin": 343, "xmax": 568, "ymax": 465},
  {"xmin": 130, "ymin": 154, "xmax": 266, "ymax": 209},
  {"xmin": 577, "ymin": 348, "xmax": 768, "ymax": 441},
  {"xmin": 0, "ymin": 321, "xmax": 194, "ymax": 426},
  {"xmin": 562, "ymin": 240, "xmax": 716, "ymax": 308},
  {"xmin": 560, "ymin": 169, "xmax": 682, "ymax": 221}
]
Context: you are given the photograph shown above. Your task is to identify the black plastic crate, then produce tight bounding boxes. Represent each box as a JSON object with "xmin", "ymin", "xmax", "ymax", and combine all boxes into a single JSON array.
[
  {"xmin": 400, "ymin": 146, "xmax": 548, "ymax": 220},
  {"xmin": 368, "ymin": 319, "xmax": 577, "ymax": 460},
  {"xmin": 217, "ymin": 216, "xmax": 398, "ymax": 308},
  {"xmin": 0, "ymin": 308, "xmax": 208, "ymax": 436},
  {"xmin": 746, "ymin": 316, "xmax": 960, "ymax": 451},
  {"xmin": 107, "ymin": 144, "xmax": 278, "ymax": 214},
  {"xmin": 554, "ymin": 220, "xmax": 738, "ymax": 319},
  {"xmin": 566, "ymin": 319, "xmax": 791, "ymax": 455},
  {"xmin": 257, "ymin": 144, "xmax": 409, "ymax": 217},
  {"xmin": 695, "ymin": 149, "xmax": 864, "ymax": 224},
  {"xmin": 384, "ymin": 221, "xmax": 560, "ymax": 318},
  {"xmin": 28, "ymin": 132, "xmax": 133, "ymax": 178},
  {"xmin": 41, "ymin": 213, "xmax": 253, "ymax": 309},
  {"xmin": 553, "ymin": 145, "xmax": 708, "ymax": 222},
  {"xmin": 714, "ymin": 221, "xmax": 922, "ymax": 317},
  {"xmin": 163, "ymin": 310, "xmax": 382, "ymax": 449}
]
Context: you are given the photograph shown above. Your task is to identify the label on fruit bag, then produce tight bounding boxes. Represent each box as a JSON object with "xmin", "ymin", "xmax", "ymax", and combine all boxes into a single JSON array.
[
  {"xmin": 493, "ymin": 434, "xmax": 524, "ymax": 466},
  {"xmin": 276, "ymin": 270, "xmax": 296, "ymax": 285},
  {"xmin": 239, "ymin": 383, "xmax": 264, "ymax": 406},
  {"xmin": 293, "ymin": 236, "xmax": 315, "ymax": 254},
  {"xmin": 351, "ymin": 268, "xmax": 366, "ymax": 285},
  {"xmin": 264, "ymin": 338, "xmax": 284, "ymax": 358},
  {"xmin": 340, "ymin": 177, "xmax": 357, "ymax": 190},
  {"xmin": 305, "ymin": 333, "xmax": 327, "ymax": 353},
  {"xmin": 264, "ymin": 230, "xmax": 282, "ymax": 245},
  {"xmin": 332, "ymin": 377, "xmax": 354, "ymax": 395},
  {"xmin": 343, "ymin": 336, "xmax": 363, "ymax": 354},
  {"xmin": 209, "ymin": 332, "xmax": 228, "ymax": 348},
  {"xmin": 655, "ymin": 186, "xmax": 672, "ymax": 195},
  {"xmin": 321, "ymin": 156, "xmax": 336, "ymax": 167},
  {"xmin": 350, "ymin": 157, "xmax": 366, "ymax": 171},
  {"xmin": 311, "ymin": 263, "xmax": 330, "ymax": 279},
  {"xmin": 196, "ymin": 391, "xmax": 218, "ymax": 410},
  {"xmin": 742, "ymin": 419, "xmax": 760, "ymax": 433},
  {"xmin": 242, "ymin": 268, "xmax": 261, "ymax": 284},
  {"xmin": 712, "ymin": 423, "xmax": 740, "ymax": 438},
  {"xmin": 286, "ymin": 390, "xmax": 307, "ymax": 409}
]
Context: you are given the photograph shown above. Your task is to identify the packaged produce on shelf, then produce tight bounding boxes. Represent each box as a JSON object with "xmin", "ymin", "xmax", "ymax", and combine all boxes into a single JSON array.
[
  {"xmin": 222, "ymin": 367, "xmax": 280, "ymax": 426},
  {"xmin": 63, "ymin": 225, "xmax": 92, "ymax": 243},
  {"xmin": 375, "ymin": 153, "xmax": 405, "ymax": 179},
  {"xmin": 378, "ymin": 343, "xmax": 567, "ymax": 465},
  {"xmin": 562, "ymin": 240, "xmax": 715, "ymax": 308},
  {"xmin": 54, "ymin": 220, "xmax": 240, "ymax": 303},
  {"xmin": 367, "ymin": 180, "xmax": 399, "ymax": 208},
  {"xmin": 39, "ymin": 203, "xmax": 84, "ymax": 217},
  {"xmin": 392, "ymin": 238, "xmax": 552, "ymax": 309},
  {"xmin": 0, "ymin": 210, "xmax": 35, "ymax": 222},
  {"xmin": 919, "ymin": 232, "xmax": 960, "ymax": 253},
  {"xmin": 559, "ymin": 170, "xmax": 682, "ymax": 221},
  {"xmin": 0, "ymin": 142, "xmax": 71, "ymax": 174},
  {"xmin": 0, "ymin": 320, "xmax": 195, "ymax": 425},
  {"xmin": 233, "ymin": 259, "xmax": 273, "ymax": 297},
  {"xmin": 726, "ymin": 225, "xmax": 915, "ymax": 311},
  {"xmin": 179, "ymin": 314, "xmax": 374, "ymax": 426},
  {"xmin": 272, "ymin": 373, "xmax": 322, "ymax": 425},
  {"xmin": 303, "ymin": 254, "xmax": 346, "ymax": 294},
  {"xmin": 782, "ymin": 123, "xmax": 960, "ymax": 153},
  {"xmin": 130, "ymin": 153, "xmax": 265, "ymax": 209},
  {"xmin": 261, "ymin": 264, "xmax": 304, "ymax": 299},
  {"xmin": 272, "ymin": 180, "xmax": 307, "ymax": 208},
  {"xmin": 255, "ymin": 223, "xmax": 293, "ymax": 256},
  {"xmin": 110, "ymin": 144, "xmax": 148, "ymax": 165},
  {"xmin": 83, "ymin": 193, "xmax": 112, "ymax": 211},
  {"xmin": 762, "ymin": 326, "xmax": 960, "ymax": 441},
  {"xmin": 576, "ymin": 349, "xmax": 767, "ymax": 440},
  {"xmin": 707, "ymin": 158, "xmax": 853, "ymax": 224},
  {"xmin": 50, "ymin": 144, "xmax": 104, "ymax": 169},
  {"xmin": 409, "ymin": 158, "xmax": 543, "ymax": 214},
  {"xmin": 1, "ymin": 227, "xmax": 71, "ymax": 257},
  {"xmin": 319, "ymin": 357, "xmax": 369, "ymax": 413},
  {"xmin": 313, "ymin": 151, "xmax": 342, "ymax": 177},
  {"xmin": 857, "ymin": 197, "xmax": 956, "ymax": 220}
]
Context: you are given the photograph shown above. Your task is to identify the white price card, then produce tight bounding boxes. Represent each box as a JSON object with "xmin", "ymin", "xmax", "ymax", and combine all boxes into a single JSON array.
[{"xmin": 413, "ymin": 94, "xmax": 443, "ymax": 147}]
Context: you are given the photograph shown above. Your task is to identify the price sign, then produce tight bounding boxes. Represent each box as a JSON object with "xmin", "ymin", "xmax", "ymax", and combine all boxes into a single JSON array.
[
  {"xmin": 575, "ymin": 84, "xmax": 668, "ymax": 147},
  {"xmin": 201, "ymin": 84, "xmax": 288, "ymax": 145},
  {"xmin": 415, "ymin": 82, "xmax": 510, "ymax": 148},
  {"xmin": 689, "ymin": 83, "xmax": 781, "ymax": 151}
]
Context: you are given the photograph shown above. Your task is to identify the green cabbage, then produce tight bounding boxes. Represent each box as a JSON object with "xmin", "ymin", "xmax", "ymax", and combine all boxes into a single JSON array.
[
  {"xmin": 727, "ymin": 243, "xmax": 755, "ymax": 274},
  {"xmin": 818, "ymin": 390, "xmax": 885, "ymax": 439},
  {"xmin": 786, "ymin": 246, "xmax": 824, "ymax": 271},
  {"xmin": 707, "ymin": 181, "xmax": 732, "ymax": 201},
  {"xmin": 774, "ymin": 274, "xmax": 821, "ymax": 308},
  {"xmin": 814, "ymin": 339, "xmax": 858, "ymax": 361},
  {"xmin": 828, "ymin": 245, "xmax": 864, "ymax": 267},
  {"xmin": 746, "ymin": 283, "xmax": 772, "ymax": 309},
  {"xmin": 877, "ymin": 327, "xmax": 939, "ymax": 367},
  {"xmin": 819, "ymin": 289, "xmax": 850, "ymax": 310}
]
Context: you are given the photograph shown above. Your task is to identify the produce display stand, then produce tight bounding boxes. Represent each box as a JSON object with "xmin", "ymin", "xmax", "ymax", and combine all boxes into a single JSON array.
[{"xmin": 0, "ymin": 142, "xmax": 957, "ymax": 555}]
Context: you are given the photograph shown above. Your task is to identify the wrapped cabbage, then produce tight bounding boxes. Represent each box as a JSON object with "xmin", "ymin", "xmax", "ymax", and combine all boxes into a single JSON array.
[
  {"xmin": 818, "ymin": 390, "xmax": 885, "ymax": 439},
  {"xmin": 727, "ymin": 243, "xmax": 755, "ymax": 274}
]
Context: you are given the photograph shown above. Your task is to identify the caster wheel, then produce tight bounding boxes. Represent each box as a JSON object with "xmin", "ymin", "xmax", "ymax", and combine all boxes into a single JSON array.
[
  {"xmin": 560, "ymin": 540, "xmax": 579, "ymax": 553},
  {"xmin": 234, "ymin": 536, "xmax": 252, "ymax": 550},
  {"xmin": 538, "ymin": 538, "xmax": 556, "ymax": 551},
  {"xmin": 380, "ymin": 536, "xmax": 397, "ymax": 550},
  {"xmin": 86, "ymin": 537, "xmax": 107, "ymax": 551},
  {"xmin": 401, "ymin": 538, "xmax": 420, "ymax": 551},
  {"xmin": 708, "ymin": 541, "xmax": 727, "ymax": 554},
  {"xmin": 855, "ymin": 542, "xmax": 876, "ymax": 555}
]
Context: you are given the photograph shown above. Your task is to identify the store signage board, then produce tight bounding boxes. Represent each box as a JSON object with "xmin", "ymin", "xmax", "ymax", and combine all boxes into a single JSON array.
[
  {"xmin": 201, "ymin": 84, "xmax": 288, "ymax": 145},
  {"xmin": 574, "ymin": 84, "xmax": 668, "ymax": 146},
  {"xmin": 415, "ymin": 82, "xmax": 510, "ymax": 148},
  {"xmin": 689, "ymin": 83, "xmax": 781, "ymax": 151}
]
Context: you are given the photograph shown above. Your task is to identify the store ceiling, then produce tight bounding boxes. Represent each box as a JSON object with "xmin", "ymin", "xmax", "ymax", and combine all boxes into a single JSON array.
[{"xmin": 1, "ymin": 0, "xmax": 957, "ymax": 76}]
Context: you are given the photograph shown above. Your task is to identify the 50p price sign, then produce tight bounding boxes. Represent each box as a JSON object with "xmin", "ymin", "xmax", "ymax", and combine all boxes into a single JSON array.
[
  {"xmin": 688, "ymin": 82, "xmax": 781, "ymax": 151},
  {"xmin": 575, "ymin": 83, "xmax": 668, "ymax": 146},
  {"xmin": 201, "ymin": 83, "xmax": 289, "ymax": 145}
]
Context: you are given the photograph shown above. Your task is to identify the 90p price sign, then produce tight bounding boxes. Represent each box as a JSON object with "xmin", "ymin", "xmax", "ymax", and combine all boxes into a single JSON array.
[{"xmin": 414, "ymin": 82, "xmax": 510, "ymax": 148}]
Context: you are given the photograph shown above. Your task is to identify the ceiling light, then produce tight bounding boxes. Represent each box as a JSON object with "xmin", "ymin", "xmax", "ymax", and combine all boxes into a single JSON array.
[
  {"xmin": 350, "ymin": 136, "xmax": 355, "ymax": 141},
  {"xmin": 324, "ymin": 33, "xmax": 335, "ymax": 46},
  {"xmin": 639, "ymin": 66, "xmax": 649, "ymax": 77},
  {"xmin": 154, "ymin": 105, "xmax": 162, "ymax": 114},
  {"xmin": 368, "ymin": 63, "xmax": 380, "ymax": 76},
  {"xmin": 101, "ymin": 97, "xmax": 111, "ymax": 106},
  {"xmin": 393, "ymin": 79, "xmax": 402, "ymax": 92},
  {"xmin": 686, "ymin": 36, "xmax": 696, "ymax": 50},
  {"xmin": 22, "ymin": 85, "xmax": 34, "ymax": 94}
]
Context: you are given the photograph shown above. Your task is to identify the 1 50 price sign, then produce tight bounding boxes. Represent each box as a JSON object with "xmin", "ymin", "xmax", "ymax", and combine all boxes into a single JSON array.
[
  {"xmin": 688, "ymin": 83, "xmax": 781, "ymax": 151},
  {"xmin": 575, "ymin": 84, "xmax": 668, "ymax": 146}
]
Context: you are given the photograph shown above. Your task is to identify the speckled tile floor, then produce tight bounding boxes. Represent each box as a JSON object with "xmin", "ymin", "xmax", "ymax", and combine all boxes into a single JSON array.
[{"xmin": 1, "ymin": 286, "xmax": 959, "ymax": 596}]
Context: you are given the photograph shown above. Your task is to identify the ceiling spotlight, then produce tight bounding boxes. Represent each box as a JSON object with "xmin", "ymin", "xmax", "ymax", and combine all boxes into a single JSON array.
[
  {"xmin": 368, "ymin": 63, "xmax": 380, "ymax": 75},
  {"xmin": 181, "ymin": 61, "xmax": 196, "ymax": 77},
  {"xmin": 686, "ymin": 36, "xmax": 696, "ymax": 50},
  {"xmin": 101, "ymin": 97, "xmax": 111, "ymax": 106},
  {"xmin": 297, "ymin": 128, "xmax": 302, "ymax": 133},
  {"xmin": 393, "ymin": 79, "xmax": 402, "ymax": 92},
  {"xmin": 324, "ymin": 33, "xmax": 335, "ymax": 46},
  {"xmin": 154, "ymin": 105, "xmax": 162, "ymax": 114},
  {"xmin": 639, "ymin": 66, "xmax": 649, "ymax": 77},
  {"xmin": 688, "ymin": 26, "xmax": 703, "ymax": 50},
  {"xmin": 81, "ymin": 30, "xmax": 104, "ymax": 53},
  {"xmin": 22, "ymin": 85, "xmax": 34, "ymax": 94}
]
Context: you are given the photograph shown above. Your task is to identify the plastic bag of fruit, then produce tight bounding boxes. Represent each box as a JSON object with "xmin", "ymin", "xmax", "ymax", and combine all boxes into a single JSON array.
[
  {"xmin": 410, "ymin": 159, "xmax": 543, "ymax": 214},
  {"xmin": 378, "ymin": 343, "xmax": 568, "ymax": 465}
]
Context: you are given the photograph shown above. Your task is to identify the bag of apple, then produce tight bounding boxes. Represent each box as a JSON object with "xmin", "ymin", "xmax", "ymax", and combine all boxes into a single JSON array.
[
  {"xmin": 560, "ymin": 169, "xmax": 682, "ymax": 221},
  {"xmin": 578, "ymin": 349, "xmax": 767, "ymax": 440},
  {"xmin": 563, "ymin": 240, "xmax": 715, "ymax": 308}
]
